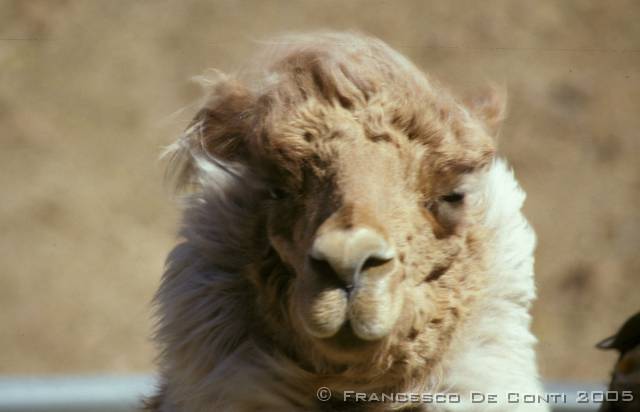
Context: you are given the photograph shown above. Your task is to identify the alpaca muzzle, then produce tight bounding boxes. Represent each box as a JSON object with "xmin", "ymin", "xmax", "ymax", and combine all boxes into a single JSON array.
[{"xmin": 297, "ymin": 227, "xmax": 403, "ymax": 342}]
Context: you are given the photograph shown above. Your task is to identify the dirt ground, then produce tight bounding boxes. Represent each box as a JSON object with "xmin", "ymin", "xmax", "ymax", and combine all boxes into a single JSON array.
[{"xmin": 1, "ymin": 0, "xmax": 638, "ymax": 381}]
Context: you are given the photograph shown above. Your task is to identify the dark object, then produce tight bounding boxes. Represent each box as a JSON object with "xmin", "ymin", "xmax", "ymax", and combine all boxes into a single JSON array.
[
  {"xmin": 597, "ymin": 311, "xmax": 640, "ymax": 412},
  {"xmin": 597, "ymin": 313, "xmax": 640, "ymax": 353}
]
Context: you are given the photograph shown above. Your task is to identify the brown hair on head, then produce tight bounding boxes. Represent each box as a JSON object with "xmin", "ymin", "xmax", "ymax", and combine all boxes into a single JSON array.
[{"xmin": 168, "ymin": 32, "xmax": 504, "ymax": 194}]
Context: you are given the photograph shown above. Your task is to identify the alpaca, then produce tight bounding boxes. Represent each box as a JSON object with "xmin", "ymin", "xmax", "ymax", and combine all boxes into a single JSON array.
[{"xmin": 146, "ymin": 32, "xmax": 547, "ymax": 412}]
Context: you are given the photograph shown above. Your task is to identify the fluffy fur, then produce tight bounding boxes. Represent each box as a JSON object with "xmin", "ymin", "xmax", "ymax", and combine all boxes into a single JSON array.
[{"xmin": 146, "ymin": 32, "xmax": 547, "ymax": 411}]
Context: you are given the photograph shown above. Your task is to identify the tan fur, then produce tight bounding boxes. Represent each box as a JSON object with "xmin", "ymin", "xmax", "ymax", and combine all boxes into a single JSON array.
[{"xmin": 148, "ymin": 32, "xmax": 539, "ymax": 412}]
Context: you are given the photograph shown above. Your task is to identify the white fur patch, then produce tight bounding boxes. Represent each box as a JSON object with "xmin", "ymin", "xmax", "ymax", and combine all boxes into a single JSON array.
[{"xmin": 434, "ymin": 159, "xmax": 547, "ymax": 412}]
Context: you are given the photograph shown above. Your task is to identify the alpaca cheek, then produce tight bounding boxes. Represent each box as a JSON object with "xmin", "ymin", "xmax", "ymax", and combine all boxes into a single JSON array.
[
  {"xmin": 268, "ymin": 232, "xmax": 308, "ymax": 275},
  {"xmin": 408, "ymin": 286, "xmax": 439, "ymax": 329}
]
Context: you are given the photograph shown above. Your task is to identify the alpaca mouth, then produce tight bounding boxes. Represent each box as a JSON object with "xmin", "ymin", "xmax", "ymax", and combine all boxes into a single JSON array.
[
  {"xmin": 298, "ymin": 271, "xmax": 404, "ymax": 344},
  {"xmin": 319, "ymin": 321, "xmax": 380, "ymax": 352}
]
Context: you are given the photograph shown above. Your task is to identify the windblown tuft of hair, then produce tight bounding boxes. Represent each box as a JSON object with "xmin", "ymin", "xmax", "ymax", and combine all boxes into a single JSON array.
[{"xmin": 148, "ymin": 32, "xmax": 547, "ymax": 412}]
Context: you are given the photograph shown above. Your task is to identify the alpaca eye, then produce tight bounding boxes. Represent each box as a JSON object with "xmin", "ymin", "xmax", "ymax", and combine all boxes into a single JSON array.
[
  {"xmin": 269, "ymin": 187, "xmax": 288, "ymax": 200},
  {"xmin": 440, "ymin": 192, "xmax": 465, "ymax": 203}
]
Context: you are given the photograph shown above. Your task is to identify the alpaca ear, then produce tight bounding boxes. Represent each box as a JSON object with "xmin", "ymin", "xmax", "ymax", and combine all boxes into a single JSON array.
[
  {"xmin": 164, "ymin": 74, "xmax": 255, "ymax": 190},
  {"xmin": 192, "ymin": 76, "xmax": 255, "ymax": 162},
  {"xmin": 464, "ymin": 85, "xmax": 507, "ymax": 137}
]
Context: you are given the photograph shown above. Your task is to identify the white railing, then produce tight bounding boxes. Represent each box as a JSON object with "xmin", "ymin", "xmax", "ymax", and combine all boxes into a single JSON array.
[
  {"xmin": 0, "ymin": 376, "xmax": 605, "ymax": 412},
  {"xmin": 0, "ymin": 375, "xmax": 154, "ymax": 412}
]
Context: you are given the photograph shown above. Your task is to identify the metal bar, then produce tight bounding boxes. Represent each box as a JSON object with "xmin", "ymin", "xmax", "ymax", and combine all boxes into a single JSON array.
[
  {"xmin": 0, "ymin": 375, "xmax": 154, "ymax": 412},
  {"xmin": 0, "ymin": 376, "xmax": 605, "ymax": 412},
  {"xmin": 543, "ymin": 382, "xmax": 606, "ymax": 411}
]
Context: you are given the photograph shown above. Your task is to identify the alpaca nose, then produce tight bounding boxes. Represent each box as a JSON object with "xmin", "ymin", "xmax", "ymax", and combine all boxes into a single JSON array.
[{"xmin": 309, "ymin": 228, "xmax": 395, "ymax": 288}]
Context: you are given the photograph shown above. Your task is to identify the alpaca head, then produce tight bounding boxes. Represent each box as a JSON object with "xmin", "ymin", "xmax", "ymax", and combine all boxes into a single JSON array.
[{"xmin": 170, "ymin": 33, "xmax": 506, "ymax": 370}]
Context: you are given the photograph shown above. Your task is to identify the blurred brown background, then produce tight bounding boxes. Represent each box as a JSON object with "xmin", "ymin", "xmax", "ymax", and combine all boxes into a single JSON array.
[{"xmin": 1, "ymin": 0, "xmax": 638, "ymax": 381}]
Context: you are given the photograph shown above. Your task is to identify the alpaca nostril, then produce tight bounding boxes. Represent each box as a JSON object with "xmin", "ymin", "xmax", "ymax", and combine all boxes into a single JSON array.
[
  {"xmin": 308, "ymin": 255, "xmax": 350, "ymax": 290},
  {"xmin": 309, "ymin": 254, "xmax": 393, "ymax": 292},
  {"xmin": 360, "ymin": 255, "xmax": 394, "ymax": 273}
]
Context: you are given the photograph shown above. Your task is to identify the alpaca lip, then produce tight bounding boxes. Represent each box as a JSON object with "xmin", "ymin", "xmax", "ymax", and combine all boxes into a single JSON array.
[{"xmin": 318, "ymin": 321, "xmax": 380, "ymax": 352}]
